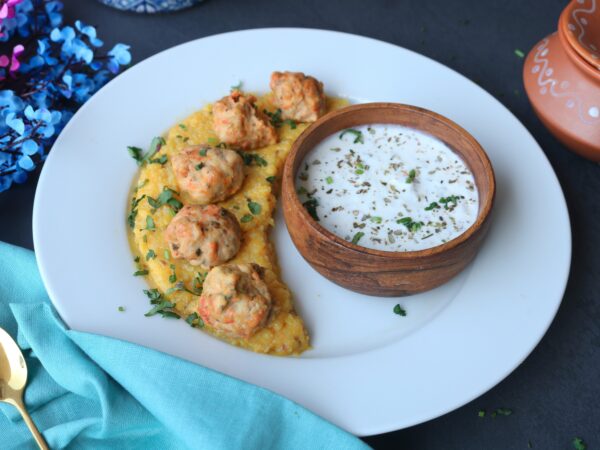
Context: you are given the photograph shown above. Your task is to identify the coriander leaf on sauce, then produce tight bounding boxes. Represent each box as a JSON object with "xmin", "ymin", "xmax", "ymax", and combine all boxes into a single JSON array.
[
  {"xmin": 339, "ymin": 128, "xmax": 364, "ymax": 144},
  {"xmin": 302, "ymin": 198, "xmax": 319, "ymax": 221},
  {"xmin": 247, "ymin": 201, "xmax": 261, "ymax": 215}
]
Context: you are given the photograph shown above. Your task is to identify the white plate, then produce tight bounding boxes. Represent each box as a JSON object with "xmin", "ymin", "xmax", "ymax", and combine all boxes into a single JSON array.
[{"xmin": 32, "ymin": 29, "xmax": 571, "ymax": 436}]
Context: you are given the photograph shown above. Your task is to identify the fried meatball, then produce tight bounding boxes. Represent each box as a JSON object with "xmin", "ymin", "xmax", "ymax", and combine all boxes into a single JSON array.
[
  {"xmin": 164, "ymin": 205, "xmax": 241, "ymax": 268},
  {"xmin": 270, "ymin": 71, "xmax": 327, "ymax": 122},
  {"xmin": 171, "ymin": 145, "xmax": 244, "ymax": 204},
  {"xmin": 212, "ymin": 91, "xmax": 278, "ymax": 150},
  {"xmin": 198, "ymin": 263, "xmax": 272, "ymax": 339}
]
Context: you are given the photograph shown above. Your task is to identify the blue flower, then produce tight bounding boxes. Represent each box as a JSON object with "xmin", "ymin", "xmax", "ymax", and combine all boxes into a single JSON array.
[
  {"xmin": 107, "ymin": 43, "xmax": 131, "ymax": 73},
  {"xmin": 5, "ymin": 112, "xmax": 24, "ymax": 135}
]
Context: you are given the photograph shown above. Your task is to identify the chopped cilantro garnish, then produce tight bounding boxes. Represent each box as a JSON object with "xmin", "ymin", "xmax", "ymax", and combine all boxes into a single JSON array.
[
  {"xmin": 339, "ymin": 129, "xmax": 364, "ymax": 144},
  {"xmin": 240, "ymin": 214, "xmax": 253, "ymax": 223},
  {"xmin": 133, "ymin": 269, "xmax": 148, "ymax": 276},
  {"xmin": 145, "ymin": 300, "xmax": 177, "ymax": 318},
  {"xmin": 425, "ymin": 202, "xmax": 440, "ymax": 211},
  {"xmin": 169, "ymin": 264, "xmax": 177, "ymax": 283},
  {"xmin": 134, "ymin": 256, "xmax": 140, "ymax": 263},
  {"xmin": 370, "ymin": 216, "xmax": 382, "ymax": 224},
  {"xmin": 149, "ymin": 154, "xmax": 168, "ymax": 165},
  {"xmin": 351, "ymin": 232, "xmax": 364, "ymax": 245},
  {"xmin": 178, "ymin": 123, "xmax": 187, "ymax": 130},
  {"xmin": 491, "ymin": 407, "xmax": 513, "ymax": 418},
  {"xmin": 164, "ymin": 249, "xmax": 170, "ymax": 260},
  {"xmin": 199, "ymin": 148, "xmax": 208, "ymax": 157},
  {"xmin": 393, "ymin": 304, "xmax": 407, "ymax": 316},
  {"xmin": 266, "ymin": 176, "xmax": 276, "ymax": 183},
  {"xmin": 146, "ymin": 249, "xmax": 156, "ymax": 260},
  {"xmin": 478, "ymin": 410, "xmax": 486, "ymax": 418},
  {"xmin": 127, "ymin": 146, "xmax": 144, "ymax": 163},
  {"xmin": 118, "ymin": 306, "xmax": 125, "ymax": 312},
  {"xmin": 195, "ymin": 162, "xmax": 205, "ymax": 171},
  {"xmin": 439, "ymin": 195, "xmax": 464, "ymax": 211},
  {"xmin": 207, "ymin": 137, "xmax": 218, "ymax": 145},
  {"xmin": 248, "ymin": 201, "xmax": 261, "ymax": 215},
  {"xmin": 263, "ymin": 108, "xmax": 286, "ymax": 128},
  {"xmin": 149, "ymin": 187, "xmax": 183, "ymax": 213},
  {"xmin": 406, "ymin": 169, "xmax": 416, "ymax": 184},
  {"xmin": 241, "ymin": 152, "xmax": 268, "ymax": 167},
  {"xmin": 145, "ymin": 216, "xmax": 155, "ymax": 231},
  {"xmin": 303, "ymin": 198, "xmax": 319, "ymax": 221},
  {"xmin": 325, "ymin": 176, "xmax": 334, "ymax": 185},
  {"xmin": 143, "ymin": 288, "xmax": 162, "ymax": 302},
  {"xmin": 397, "ymin": 217, "xmax": 424, "ymax": 232},
  {"xmin": 573, "ymin": 437, "xmax": 587, "ymax": 450},
  {"xmin": 283, "ymin": 119, "xmax": 297, "ymax": 129},
  {"xmin": 185, "ymin": 312, "xmax": 205, "ymax": 328},
  {"xmin": 514, "ymin": 49, "xmax": 525, "ymax": 58}
]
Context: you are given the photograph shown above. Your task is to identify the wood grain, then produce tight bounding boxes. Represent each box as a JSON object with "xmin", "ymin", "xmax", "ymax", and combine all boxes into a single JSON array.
[{"xmin": 281, "ymin": 103, "xmax": 496, "ymax": 296}]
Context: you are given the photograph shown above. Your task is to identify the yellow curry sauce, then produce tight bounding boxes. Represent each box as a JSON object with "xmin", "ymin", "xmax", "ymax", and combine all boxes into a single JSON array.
[{"xmin": 128, "ymin": 94, "xmax": 347, "ymax": 356}]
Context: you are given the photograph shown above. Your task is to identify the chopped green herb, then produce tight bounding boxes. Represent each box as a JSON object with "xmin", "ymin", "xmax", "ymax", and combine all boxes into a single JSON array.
[
  {"xmin": 193, "ymin": 272, "xmax": 206, "ymax": 295},
  {"xmin": 351, "ymin": 232, "xmax": 365, "ymax": 245},
  {"xmin": 145, "ymin": 216, "xmax": 155, "ymax": 231},
  {"xmin": 207, "ymin": 137, "xmax": 218, "ymax": 145},
  {"xmin": 169, "ymin": 264, "xmax": 177, "ymax": 283},
  {"xmin": 439, "ymin": 195, "xmax": 464, "ymax": 211},
  {"xmin": 393, "ymin": 304, "xmax": 407, "ymax": 316},
  {"xmin": 339, "ymin": 128, "xmax": 364, "ymax": 144},
  {"xmin": 149, "ymin": 154, "xmax": 168, "ymax": 165},
  {"xmin": 425, "ymin": 202, "xmax": 440, "ymax": 211},
  {"xmin": 297, "ymin": 186, "xmax": 308, "ymax": 195},
  {"xmin": 514, "ymin": 49, "xmax": 525, "ymax": 58},
  {"xmin": 150, "ymin": 187, "xmax": 183, "ymax": 213},
  {"xmin": 266, "ymin": 176, "xmax": 276, "ymax": 183},
  {"xmin": 240, "ymin": 214, "xmax": 253, "ymax": 223},
  {"xmin": 144, "ymin": 288, "xmax": 162, "ymax": 302},
  {"xmin": 134, "ymin": 256, "xmax": 140, "ymax": 263},
  {"xmin": 133, "ymin": 269, "xmax": 149, "ymax": 277},
  {"xmin": 406, "ymin": 169, "xmax": 417, "ymax": 184},
  {"xmin": 263, "ymin": 108, "xmax": 284, "ymax": 127},
  {"xmin": 179, "ymin": 123, "xmax": 187, "ymax": 130},
  {"xmin": 283, "ymin": 119, "xmax": 297, "ymax": 129},
  {"xmin": 478, "ymin": 410, "xmax": 486, "ymax": 418},
  {"xmin": 325, "ymin": 176, "xmax": 334, "ymax": 185},
  {"xmin": 573, "ymin": 437, "xmax": 586, "ymax": 450},
  {"xmin": 185, "ymin": 312, "xmax": 205, "ymax": 328},
  {"xmin": 127, "ymin": 146, "xmax": 144, "ymax": 164},
  {"xmin": 303, "ymin": 198, "xmax": 319, "ymax": 221},
  {"xmin": 355, "ymin": 169, "xmax": 364, "ymax": 175},
  {"xmin": 118, "ymin": 306, "xmax": 125, "ymax": 312},
  {"xmin": 397, "ymin": 217, "xmax": 424, "ymax": 232},
  {"xmin": 241, "ymin": 152, "xmax": 268, "ymax": 167},
  {"xmin": 230, "ymin": 81, "xmax": 243, "ymax": 91},
  {"xmin": 370, "ymin": 216, "xmax": 383, "ymax": 224},
  {"xmin": 145, "ymin": 300, "xmax": 177, "ymax": 318},
  {"xmin": 164, "ymin": 249, "xmax": 170, "ymax": 260},
  {"xmin": 491, "ymin": 407, "xmax": 513, "ymax": 418},
  {"xmin": 199, "ymin": 148, "xmax": 208, "ymax": 157},
  {"xmin": 146, "ymin": 249, "xmax": 156, "ymax": 260},
  {"xmin": 195, "ymin": 162, "xmax": 205, "ymax": 171},
  {"xmin": 248, "ymin": 201, "xmax": 261, "ymax": 215}
]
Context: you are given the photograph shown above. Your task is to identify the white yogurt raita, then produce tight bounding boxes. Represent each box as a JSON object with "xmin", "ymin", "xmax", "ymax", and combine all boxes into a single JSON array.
[{"xmin": 295, "ymin": 124, "xmax": 479, "ymax": 251}]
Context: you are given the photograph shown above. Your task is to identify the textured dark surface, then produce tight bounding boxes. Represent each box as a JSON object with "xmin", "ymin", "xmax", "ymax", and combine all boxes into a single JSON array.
[{"xmin": 1, "ymin": 1, "xmax": 598, "ymax": 449}]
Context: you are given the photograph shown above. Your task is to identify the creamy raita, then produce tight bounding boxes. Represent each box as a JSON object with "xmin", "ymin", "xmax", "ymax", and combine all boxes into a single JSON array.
[{"xmin": 295, "ymin": 124, "xmax": 479, "ymax": 251}]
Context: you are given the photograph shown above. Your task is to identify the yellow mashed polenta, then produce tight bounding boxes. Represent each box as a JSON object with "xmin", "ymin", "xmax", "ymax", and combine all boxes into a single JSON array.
[{"xmin": 128, "ymin": 94, "xmax": 347, "ymax": 356}]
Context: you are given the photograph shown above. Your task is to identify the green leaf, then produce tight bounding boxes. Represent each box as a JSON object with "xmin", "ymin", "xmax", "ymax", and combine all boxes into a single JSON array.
[
  {"xmin": 199, "ymin": 148, "xmax": 208, "ymax": 157},
  {"xmin": 118, "ymin": 306, "xmax": 125, "ymax": 312},
  {"xmin": 514, "ymin": 49, "xmax": 525, "ymax": 58},
  {"xmin": 127, "ymin": 146, "xmax": 144, "ymax": 164},
  {"xmin": 573, "ymin": 437, "xmax": 586, "ymax": 450},
  {"xmin": 266, "ymin": 176, "xmax": 276, "ymax": 183},
  {"xmin": 351, "ymin": 232, "xmax": 364, "ymax": 245},
  {"xmin": 406, "ymin": 169, "xmax": 416, "ymax": 184},
  {"xmin": 144, "ymin": 300, "xmax": 175, "ymax": 317},
  {"xmin": 424, "ymin": 202, "xmax": 440, "ymax": 211},
  {"xmin": 370, "ymin": 216, "xmax": 382, "ymax": 224},
  {"xmin": 248, "ymin": 201, "xmax": 261, "ymax": 215},
  {"xmin": 240, "ymin": 214, "xmax": 253, "ymax": 223},
  {"xmin": 133, "ymin": 269, "xmax": 148, "ymax": 277},
  {"xmin": 478, "ymin": 410, "xmax": 486, "ymax": 418},
  {"xmin": 339, "ymin": 129, "xmax": 364, "ymax": 144},
  {"xmin": 145, "ymin": 216, "xmax": 155, "ymax": 231},
  {"xmin": 195, "ymin": 162, "xmax": 205, "ymax": 170},
  {"xmin": 325, "ymin": 176, "xmax": 334, "ymax": 185},
  {"xmin": 241, "ymin": 152, "xmax": 268, "ymax": 167},
  {"xmin": 393, "ymin": 304, "xmax": 407, "ymax": 316},
  {"xmin": 146, "ymin": 249, "xmax": 156, "ymax": 261},
  {"xmin": 302, "ymin": 198, "xmax": 319, "ymax": 221},
  {"xmin": 143, "ymin": 288, "xmax": 162, "ymax": 302},
  {"xmin": 283, "ymin": 119, "xmax": 297, "ymax": 129},
  {"xmin": 178, "ymin": 123, "xmax": 187, "ymax": 130}
]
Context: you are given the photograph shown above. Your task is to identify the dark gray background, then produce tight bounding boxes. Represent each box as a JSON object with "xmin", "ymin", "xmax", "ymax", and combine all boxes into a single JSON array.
[{"xmin": 1, "ymin": 1, "xmax": 598, "ymax": 449}]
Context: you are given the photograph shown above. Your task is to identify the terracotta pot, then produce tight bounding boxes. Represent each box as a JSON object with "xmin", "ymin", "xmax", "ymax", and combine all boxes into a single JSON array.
[{"xmin": 523, "ymin": 0, "xmax": 600, "ymax": 161}]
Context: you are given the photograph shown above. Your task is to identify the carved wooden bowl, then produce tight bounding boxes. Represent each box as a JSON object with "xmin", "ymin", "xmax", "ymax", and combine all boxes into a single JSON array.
[{"xmin": 281, "ymin": 103, "xmax": 496, "ymax": 297}]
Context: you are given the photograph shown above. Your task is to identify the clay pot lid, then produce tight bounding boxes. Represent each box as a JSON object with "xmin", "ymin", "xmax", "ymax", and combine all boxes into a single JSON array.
[{"xmin": 560, "ymin": 0, "xmax": 600, "ymax": 71}]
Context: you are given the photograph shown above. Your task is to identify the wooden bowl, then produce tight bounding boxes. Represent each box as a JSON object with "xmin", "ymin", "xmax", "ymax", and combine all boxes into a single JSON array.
[{"xmin": 281, "ymin": 103, "xmax": 496, "ymax": 297}]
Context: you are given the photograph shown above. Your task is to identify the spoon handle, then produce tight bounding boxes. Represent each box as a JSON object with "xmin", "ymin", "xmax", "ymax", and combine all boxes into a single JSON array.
[{"xmin": 13, "ymin": 398, "xmax": 49, "ymax": 450}]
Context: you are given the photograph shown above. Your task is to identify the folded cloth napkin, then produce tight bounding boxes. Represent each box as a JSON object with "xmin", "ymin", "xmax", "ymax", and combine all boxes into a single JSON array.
[{"xmin": 0, "ymin": 242, "xmax": 370, "ymax": 450}]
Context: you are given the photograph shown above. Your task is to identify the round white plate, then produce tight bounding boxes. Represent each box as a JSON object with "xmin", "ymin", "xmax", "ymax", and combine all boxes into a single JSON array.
[{"xmin": 33, "ymin": 29, "xmax": 571, "ymax": 436}]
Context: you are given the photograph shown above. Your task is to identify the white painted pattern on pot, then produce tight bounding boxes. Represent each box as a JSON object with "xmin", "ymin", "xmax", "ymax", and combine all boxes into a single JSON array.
[
  {"xmin": 532, "ymin": 36, "xmax": 599, "ymax": 125},
  {"xmin": 569, "ymin": 0, "xmax": 600, "ymax": 69}
]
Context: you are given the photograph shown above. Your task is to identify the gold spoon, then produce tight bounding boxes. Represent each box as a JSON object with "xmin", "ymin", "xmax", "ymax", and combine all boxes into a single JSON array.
[{"xmin": 0, "ymin": 327, "xmax": 49, "ymax": 450}]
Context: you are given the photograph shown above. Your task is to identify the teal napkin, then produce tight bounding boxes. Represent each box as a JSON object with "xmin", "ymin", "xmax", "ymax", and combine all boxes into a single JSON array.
[{"xmin": 0, "ymin": 242, "xmax": 370, "ymax": 450}]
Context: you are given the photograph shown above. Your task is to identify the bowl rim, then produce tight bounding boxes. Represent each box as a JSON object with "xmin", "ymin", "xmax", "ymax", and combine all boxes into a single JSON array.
[
  {"xmin": 282, "ymin": 102, "xmax": 496, "ymax": 260},
  {"xmin": 559, "ymin": 0, "xmax": 600, "ymax": 74}
]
